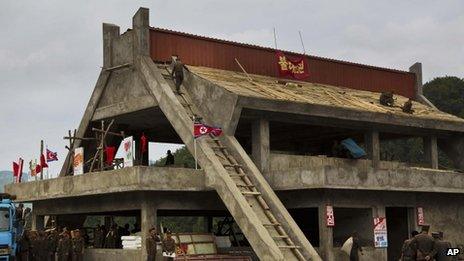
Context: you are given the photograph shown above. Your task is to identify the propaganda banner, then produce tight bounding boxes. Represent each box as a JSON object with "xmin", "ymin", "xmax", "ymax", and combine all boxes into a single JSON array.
[
  {"xmin": 326, "ymin": 205, "xmax": 335, "ymax": 227},
  {"xmin": 417, "ymin": 207, "xmax": 425, "ymax": 225},
  {"xmin": 121, "ymin": 136, "xmax": 134, "ymax": 168},
  {"xmin": 276, "ymin": 51, "xmax": 310, "ymax": 80},
  {"xmin": 373, "ymin": 217, "xmax": 388, "ymax": 248},
  {"xmin": 73, "ymin": 147, "xmax": 84, "ymax": 175}
]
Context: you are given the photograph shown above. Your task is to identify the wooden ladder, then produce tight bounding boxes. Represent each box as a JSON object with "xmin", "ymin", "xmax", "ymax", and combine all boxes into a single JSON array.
[{"xmin": 159, "ymin": 65, "xmax": 306, "ymax": 260}]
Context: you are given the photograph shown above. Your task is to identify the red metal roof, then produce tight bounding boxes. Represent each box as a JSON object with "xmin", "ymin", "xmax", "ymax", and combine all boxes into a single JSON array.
[{"xmin": 149, "ymin": 27, "xmax": 416, "ymax": 98}]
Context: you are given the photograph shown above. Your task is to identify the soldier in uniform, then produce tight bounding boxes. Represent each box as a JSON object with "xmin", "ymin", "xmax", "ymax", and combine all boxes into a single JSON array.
[
  {"xmin": 47, "ymin": 229, "xmax": 59, "ymax": 261},
  {"xmin": 410, "ymin": 225, "xmax": 436, "ymax": 261},
  {"xmin": 432, "ymin": 232, "xmax": 452, "ymax": 261},
  {"xmin": 57, "ymin": 231, "xmax": 71, "ymax": 261},
  {"xmin": 71, "ymin": 230, "xmax": 85, "ymax": 261},
  {"xmin": 146, "ymin": 227, "xmax": 161, "ymax": 261},
  {"xmin": 402, "ymin": 98, "xmax": 414, "ymax": 113},
  {"xmin": 104, "ymin": 225, "xmax": 118, "ymax": 249},
  {"xmin": 162, "ymin": 230, "xmax": 176, "ymax": 261},
  {"xmin": 93, "ymin": 225, "xmax": 104, "ymax": 248},
  {"xmin": 401, "ymin": 230, "xmax": 419, "ymax": 261},
  {"xmin": 171, "ymin": 56, "xmax": 185, "ymax": 94},
  {"xmin": 28, "ymin": 230, "xmax": 38, "ymax": 261},
  {"xmin": 36, "ymin": 230, "xmax": 49, "ymax": 261},
  {"xmin": 18, "ymin": 230, "xmax": 31, "ymax": 261},
  {"xmin": 379, "ymin": 91, "xmax": 395, "ymax": 106}
]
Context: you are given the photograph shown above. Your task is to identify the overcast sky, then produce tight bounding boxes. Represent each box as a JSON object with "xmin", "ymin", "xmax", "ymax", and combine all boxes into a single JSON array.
[{"xmin": 1, "ymin": 1, "xmax": 463, "ymax": 177}]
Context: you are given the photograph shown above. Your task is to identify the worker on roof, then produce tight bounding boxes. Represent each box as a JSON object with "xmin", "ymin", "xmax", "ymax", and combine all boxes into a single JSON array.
[
  {"xmin": 402, "ymin": 98, "xmax": 414, "ymax": 114},
  {"xmin": 171, "ymin": 56, "xmax": 185, "ymax": 94},
  {"xmin": 380, "ymin": 91, "xmax": 395, "ymax": 107}
]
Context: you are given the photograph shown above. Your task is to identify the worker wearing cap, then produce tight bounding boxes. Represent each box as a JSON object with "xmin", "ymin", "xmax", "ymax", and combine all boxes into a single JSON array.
[
  {"xmin": 57, "ymin": 231, "xmax": 71, "ymax": 261},
  {"xmin": 401, "ymin": 230, "xmax": 419, "ymax": 261},
  {"xmin": 432, "ymin": 231, "xmax": 452, "ymax": 261},
  {"xmin": 410, "ymin": 225, "xmax": 437, "ymax": 261}
]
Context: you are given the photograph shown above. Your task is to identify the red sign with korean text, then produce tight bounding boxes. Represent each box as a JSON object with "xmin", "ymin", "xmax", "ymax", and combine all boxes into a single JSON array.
[
  {"xmin": 326, "ymin": 205, "xmax": 335, "ymax": 227},
  {"xmin": 276, "ymin": 51, "xmax": 310, "ymax": 80},
  {"xmin": 417, "ymin": 207, "xmax": 425, "ymax": 225}
]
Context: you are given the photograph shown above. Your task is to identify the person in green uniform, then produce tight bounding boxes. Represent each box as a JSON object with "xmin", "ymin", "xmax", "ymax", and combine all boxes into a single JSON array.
[
  {"xmin": 162, "ymin": 230, "xmax": 176, "ymax": 261},
  {"xmin": 57, "ymin": 231, "xmax": 71, "ymax": 261},
  {"xmin": 146, "ymin": 227, "xmax": 161, "ymax": 261},
  {"xmin": 71, "ymin": 230, "xmax": 85, "ymax": 261}
]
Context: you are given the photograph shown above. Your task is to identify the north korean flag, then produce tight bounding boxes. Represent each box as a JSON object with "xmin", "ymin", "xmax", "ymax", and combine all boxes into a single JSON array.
[
  {"xmin": 193, "ymin": 123, "xmax": 223, "ymax": 138},
  {"xmin": 46, "ymin": 149, "xmax": 58, "ymax": 162}
]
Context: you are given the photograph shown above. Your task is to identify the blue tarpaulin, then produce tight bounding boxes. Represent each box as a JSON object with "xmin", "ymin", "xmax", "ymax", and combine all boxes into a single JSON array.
[{"xmin": 341, "ymin": 138, "xmax": 367, "ymax": 159}]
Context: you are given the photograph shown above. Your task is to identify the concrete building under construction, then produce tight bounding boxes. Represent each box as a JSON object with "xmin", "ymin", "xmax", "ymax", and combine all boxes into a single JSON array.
[{"xmin": 6, "ymin": 8, "xmax": 464, "ymax": 261}]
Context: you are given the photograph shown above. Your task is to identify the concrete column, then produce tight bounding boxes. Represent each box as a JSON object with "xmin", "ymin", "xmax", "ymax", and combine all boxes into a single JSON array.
[
  {"xmin": 318, "ymin": 204, "xmax": 334, "ymax": 261},
  {"xmin": 423, "ymin": 136, "xmax": 438, "ymax": 169},
  {"xmin": 141, "ymin": 200, "xmax": 157, "ymax": 261},
  {"xmin": 31, "ymin": 213, "xmax": 44, "ymax": 231},
  {"xmin": 365, "ymin": 130, "xmax": 380, "ymax": 169},
  {"xmin": 409, "ymin": 62, "xmax": 423, "ymax": 98},
  {"xmin": 102, "ymin": 23, "xmax": 120, "ymax": 68},
  {"xmin": 132, "ymin": 7, "xmax": 150, "ymax": 57},
  {"xmin": 251, "ymin": 119, "xmax": 270, "ymax": 176}
]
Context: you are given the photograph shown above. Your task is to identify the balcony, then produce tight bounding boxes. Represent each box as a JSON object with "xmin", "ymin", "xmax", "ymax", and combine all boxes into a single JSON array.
[{"xmin": 268, "ymin": 153, "xmax": 464, "ymax": 193}]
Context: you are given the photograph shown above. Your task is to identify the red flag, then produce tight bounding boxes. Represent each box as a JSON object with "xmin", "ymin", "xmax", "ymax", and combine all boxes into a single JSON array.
[
  {"xmin": 40, "ymin": 154, "xmax": 48, "ymax": 168},
  {"xmin": 18, "ymin": 158, "xmax": 23, "ymax": 183},
  {"xmin": 12, "ymin": 162, "xmax": 19, "ymax": 178},
  {"xmin": 46, "ymin": 149, "xmax": 58, "ymax": 162},
  {"xmin": 140, "ymin": 133, "xmax": 148, "ymax": 155},
  {"xmin": 276, "ymin": 51, "xmax": 310, "ymax": 80},
  {"xmin": 104, "ymin": 146, "xmax": 116, "ymax": 165},
  {"xmin": 35, "ymin": 164, "xmax": 42, "ymax": 174},
  {"xmin": 194, "ymin": 123, "xmax": 223, "ymax": 138}
]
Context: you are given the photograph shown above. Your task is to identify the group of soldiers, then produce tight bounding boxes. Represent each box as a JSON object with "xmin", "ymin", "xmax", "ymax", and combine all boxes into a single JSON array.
[
  {"xmin": 18, "ymin": 228, "xmax": 84, "ymax": 261},
  {"xmin": 400, "ymin": 225, "xmax": 457, "ymax": 261}
]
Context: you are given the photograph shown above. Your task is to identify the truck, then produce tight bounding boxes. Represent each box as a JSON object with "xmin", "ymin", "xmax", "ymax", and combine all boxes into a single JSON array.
[{"xmin": 0, "ymin": 194, "xmax": 18, "ymax": 260}]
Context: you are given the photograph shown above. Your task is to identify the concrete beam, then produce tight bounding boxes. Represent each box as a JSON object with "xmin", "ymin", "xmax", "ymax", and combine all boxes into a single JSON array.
[
  {"xmin": 252, "ymin": 119, "xmax": 270, "ymax": 177},
  {"xmin": 132, "ymin": 7, "xmax": 150, "ymax": 57},
  {"xmin": 423, "ymin": 136, "xmax": 439, "ymax": 169},
  {"xmin": 365, "ymin": 130, "xmax": 380, "ymax": 169},
  {"xmin": 103, "ymin": 23, "xmax": 120, "ymax": 68},
  {"xmin": 409, "ymin": 62, "xmax": 436, "ymax": 108}
]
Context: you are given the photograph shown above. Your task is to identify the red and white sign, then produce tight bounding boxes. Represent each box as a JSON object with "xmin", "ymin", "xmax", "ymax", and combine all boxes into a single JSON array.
[
  {"xmin": 373, "ymin": 217, "xmax": 388, "ymax": 248},
  {"xmin": 417, "ymin": 207, "xmax": 425, "ymax": 225},
  {"xmin": 326, "ymin": 205, "xmax": 335, "ymax": 227}
]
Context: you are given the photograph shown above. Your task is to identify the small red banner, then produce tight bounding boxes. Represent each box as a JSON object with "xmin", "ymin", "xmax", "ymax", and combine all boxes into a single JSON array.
[
  {"xmin": 326, "ymin": 205, "xmax": 335, "ymax": 227},
  {"xmin": 276, "ymin": 51, "xmax": 310, "ymax": 80},
  {"xmin": 417, "ymin": 207, "xmax": 425, "ymax": 225}
]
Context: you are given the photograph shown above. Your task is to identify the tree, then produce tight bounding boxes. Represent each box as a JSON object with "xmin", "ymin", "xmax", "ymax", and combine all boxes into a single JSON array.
[
  {"xmin": 423, "ymin": 76, "xmax": 464, "ymax": 118},
  {"xmin": 154, "ymin": 146, "xmax": 196, "ymax": 168}
]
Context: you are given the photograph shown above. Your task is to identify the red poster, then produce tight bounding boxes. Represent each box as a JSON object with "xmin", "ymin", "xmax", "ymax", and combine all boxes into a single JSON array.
[
  {"xmin": 276, "ymin": 51, "xmax": 310, "ymax": 80},
  {"xmin": 326, "ymin": 205, "xmax": 335, "ymax": 227},
  {"xmin": 417, "ymin": 207, "xmax": 425, "ymax": 225}
]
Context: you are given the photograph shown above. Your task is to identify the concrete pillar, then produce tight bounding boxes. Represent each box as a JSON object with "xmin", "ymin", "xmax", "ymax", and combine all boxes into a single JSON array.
[
  {"xmin": 32, "ymin": 213, "xmax": 44, "ymax": 231},
  {"xmin": 141, "ymin": 200, "xmax": 157, "ymax": 261},
  {"xmin": 423, "ymin": 136, "xmax": 438, "ymax": 169},
  {"xmin": 132, "ymin": 7, "xmax": 150, "ymax": 57},
  {"xmin": 318, "ymin": 204, "xmax": 334, "ymax": 261},
  {"xmin": 409, "ymin": 62, "xmax": 423, "ymax": 98},
  {"xmin": 251, "ymin": 119, "xmax": 270, "ymax": 176},
  {"xmin": 102, "ymin": 23, "xmax": 120, "ymax": 68},
  {"xmin": 365, "ymin": 130, "xmax": 380, "ymax": 169}
]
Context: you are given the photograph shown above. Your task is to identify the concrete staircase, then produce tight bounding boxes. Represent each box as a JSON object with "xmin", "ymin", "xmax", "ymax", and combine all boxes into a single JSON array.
[{"xmin": 138, "ymin": 56, "xmax": 321, "ymax": 261}]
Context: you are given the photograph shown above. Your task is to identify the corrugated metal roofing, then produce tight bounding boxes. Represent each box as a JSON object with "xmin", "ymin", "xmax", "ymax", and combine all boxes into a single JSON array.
[{"xmin": 150, "ymin": 27, "xmax": 416, "ymax": 98}]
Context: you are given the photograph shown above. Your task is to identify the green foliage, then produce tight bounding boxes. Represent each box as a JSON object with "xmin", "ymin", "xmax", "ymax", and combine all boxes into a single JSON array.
[
  {"xmin": 381, "ymin": 76, "xmax": 464, "ymax": 168},
  {"xmin": 154, "ymin": 146, "xmax": 196, "ymax": 168},
  {"xmin": 158, "ymin": 216, "xmax": 207, "ymax": 233},
  {"xmin": 423, "ymin": 76, "xmax": 464, "ymax": 118}
]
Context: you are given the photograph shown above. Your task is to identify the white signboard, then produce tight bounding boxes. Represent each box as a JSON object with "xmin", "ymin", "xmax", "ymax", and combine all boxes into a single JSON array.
[
  {"xmin": 373, "ymin": 217, "xmax": 388, "ymax": 248},
  {"xmin": 122, "ymin": 136, "xmax": 134, "ymax": 167},
  {"xmin": 73, "ymin": 147, "xmax": 84, "ymax": 175}
]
